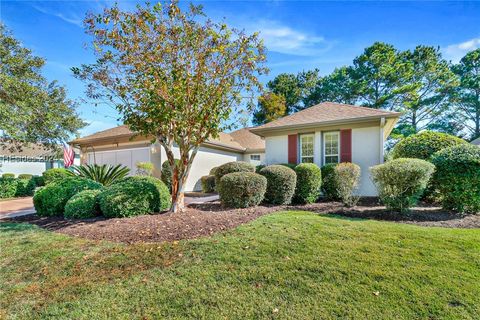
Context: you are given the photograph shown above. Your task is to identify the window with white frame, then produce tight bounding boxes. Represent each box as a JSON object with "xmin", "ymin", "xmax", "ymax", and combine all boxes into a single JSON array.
[
  {"xmin": 300, "ymin": 134, "xmax": 314, "ymax": 163},
  {"xmin": 250, "ymin": 154, "xmax": 261, "ymax": 161},
  {"xmin": 323, "ymin": 132, "xmax": 340, "ymax": 164}
]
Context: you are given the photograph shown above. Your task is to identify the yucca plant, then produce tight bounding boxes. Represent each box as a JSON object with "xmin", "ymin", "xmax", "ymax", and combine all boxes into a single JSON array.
[{"xmin": 70, "ymin": 164, "xmax": 130, "ymax": 186}]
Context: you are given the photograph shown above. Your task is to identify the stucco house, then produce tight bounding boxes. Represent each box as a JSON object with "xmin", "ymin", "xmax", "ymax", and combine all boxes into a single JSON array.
[
  {"xmin": 71, "ymin": 102, "xmax": 400, "ymax": 194},
  {"xmin": 250, "ymin": 102, "xmax": 400, "ymax": 196},
  {"xmin": 70, "ymin": 126, "xmax": 265, "ymax": 191}
]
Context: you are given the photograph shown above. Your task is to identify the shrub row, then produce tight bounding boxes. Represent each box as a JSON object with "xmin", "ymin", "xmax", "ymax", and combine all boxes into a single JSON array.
[
  {"xmin": 33, "ymin": 175, "xmax": 171, "ymax": 219},
  {"xmin": 0, "ymin": 176, "xmax": 39, "ymax": 198}
]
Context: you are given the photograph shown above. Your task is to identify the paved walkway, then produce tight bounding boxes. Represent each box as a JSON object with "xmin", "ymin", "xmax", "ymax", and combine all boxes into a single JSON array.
[
  {"xmin": 0, "ymin": 194, "xmax": 219, "ymax": 220},
  {"xmin": 0, "ymin": 197, "xmax": 35, "ymax": 219}
]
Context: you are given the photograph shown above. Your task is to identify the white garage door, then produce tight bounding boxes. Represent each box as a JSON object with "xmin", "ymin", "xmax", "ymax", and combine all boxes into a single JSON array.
[{"xmin": 87, "ymin": 148, "xmax": 150, "ymax": 174}]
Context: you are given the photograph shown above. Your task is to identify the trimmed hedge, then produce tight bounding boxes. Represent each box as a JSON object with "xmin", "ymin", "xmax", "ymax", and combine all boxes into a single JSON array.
[
  {"xmin": 33, "ymin": 177, "xmax": 103, "ymax": 217},
  {"xmin": 431, "ymin": 144, "xmax": 480, "ymax": 213},
  {"xmin": 201, "ymin": 175, "xmax": 216, "ymax": 193},
  {"xmin": 64, "ymin": 189, "xmax": 102, "ymax": 219},
  {"xmin": 218, "ymin": 172, "xmax": 267, "ymax": 208},
  {"xmin": 371, "ymin": 158, "xmax": 435, "ymax": 213},
  {"xmin": 392, "ymin": 131, "xmax": 467, "ymax": 160},
  {"xmin": 2, "ymin": 173, "xmax": 15, "ymax": 179},
  {"xmin": 209, "ymin": 166, "xmax": 219, "ymax": 176},
  {"xmin": 280, "ymin": 163, "xmax": 297, "ymax": 170},
  {"xmin": 335, "ymin": 163, "xmax": 361, "ymax": 207},
  {"xmin": 294, "ymin": 163, "xmax": 321, "ymax": 204},
  {"xmin": 100, "ymin": 176, "xmax": 171, "ymax": 218},
  {"xmin": 18, "ymin": 174, "xmax": 33, "ymax": 180},
  {"xmin": 0, "ymin": 177, "xmax": 17, "ymax": 198},
  {"xmin": 214, "ymin": 161, "xmax": 255, "ymax": 186},
  {"xmin": 15, "ymin": 178, "xmax": 36, "ymax": 197},
  {"xmin": 259, "ymin": 165, "xmax": 296, "ymax": 205},
  {"xmin": 43, "ymin": 168, "xmax": 72, "ymax": 185},
  {"xmin": 161, "ymin": 159, "xmax": 181, "ymax": 192},
  {"xmin": 321, "ymin": 164, "xmax": 339, "ymax": 200},
  {"xmin": 33, "ymin": 175, "xmax": 45, "ymax": 187}
]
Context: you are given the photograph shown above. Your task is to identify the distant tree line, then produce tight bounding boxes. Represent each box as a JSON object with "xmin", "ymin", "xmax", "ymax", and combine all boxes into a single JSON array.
[{"xmin": 253, "ymin": 42, "xmax": 480, "ymax": 141}]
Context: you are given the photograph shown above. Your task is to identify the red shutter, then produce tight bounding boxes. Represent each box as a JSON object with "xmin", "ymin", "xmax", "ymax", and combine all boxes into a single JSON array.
[
  {"xmin": 340, "ymin": 129, "xmax": 352, "ymax": 163},
  {"xmin": 288, "ymin": 134, "xmax": 298, "ymax": 164}
]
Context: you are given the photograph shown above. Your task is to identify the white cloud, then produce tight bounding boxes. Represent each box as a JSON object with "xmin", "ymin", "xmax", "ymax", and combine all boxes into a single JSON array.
[
  {"xmin": 31, "ymin": 4, "xmax": 83, "ymax": 28},
  {"xmin": 246, "ymin": 20, "xmax": 335, "ymax": 56},
  {"xmin": 443, "ymin": 37, "xmax": 480, "ymax": 63}
]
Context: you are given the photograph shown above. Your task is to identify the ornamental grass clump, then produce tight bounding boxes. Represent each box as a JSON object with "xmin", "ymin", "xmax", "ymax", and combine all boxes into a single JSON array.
[
  {"xmin": 293, "ymin": 163, "xmax": 322, "ymax": 204},
  {"xmin": 259, "ymin": 165, "xmax": 296, "ymax": 205},
  {"xmin": 218, "ymin": 172, "xmax": 267, "ymax": 208},
  {"xmin": 431, "ymin": 144, "xmax": 480, "ymax": 214},
  {"xmin": 370, "ymin": 158, "xmax": 435, "ymax": 213}
]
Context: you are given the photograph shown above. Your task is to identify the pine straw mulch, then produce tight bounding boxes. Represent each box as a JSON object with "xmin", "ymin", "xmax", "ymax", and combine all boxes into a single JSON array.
[{"xmin": 7, "ymin": 199, "xmax": 480, "ymax": 244}]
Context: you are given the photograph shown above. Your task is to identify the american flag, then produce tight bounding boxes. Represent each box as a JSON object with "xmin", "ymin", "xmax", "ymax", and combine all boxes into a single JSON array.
[{"xmin": 63, "ymin": 143, "xmax": 75, "ymax": 168}]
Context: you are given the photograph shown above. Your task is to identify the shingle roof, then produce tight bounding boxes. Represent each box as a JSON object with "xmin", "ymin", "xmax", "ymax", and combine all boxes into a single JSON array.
[
  {"xmin": 251, "ymin": 102, "xmax": 401, "ymax": 133},
  {"xmin": 71, "ymin": 125, "xmax": 264, "ymax": 152},
  {"xmin": 0, "ymin": 141, "xmax": 61, "ymax": 158},
  {"xmin": 229, "ymin": 128, "xmax": 265, "ymax": 151}
]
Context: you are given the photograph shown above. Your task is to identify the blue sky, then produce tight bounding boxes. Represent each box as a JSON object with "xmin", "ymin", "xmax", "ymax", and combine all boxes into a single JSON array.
[{"xmin": 2, "ymin": 1, "xmax": 480, "ymax": 136}]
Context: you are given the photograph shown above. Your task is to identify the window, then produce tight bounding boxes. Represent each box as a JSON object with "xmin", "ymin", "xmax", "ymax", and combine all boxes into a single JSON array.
[
  {"xmin": 323, "ymin": 132, "xmax": 340, "ymax": 164},
  {"xmin": 250, "ymin": 154, "xmax": 261, "ymax": 161},
  {"xmin": 300, "ymin": 134, "xmax": 314, "ymax": 163}
]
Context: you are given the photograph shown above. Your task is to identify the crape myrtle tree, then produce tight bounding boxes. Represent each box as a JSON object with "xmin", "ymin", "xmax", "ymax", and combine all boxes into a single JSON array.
[
  {"xmin": 0, "ymin": 24, "xmax": 84, "ymax": 151},
  {"xmin": 73, "ymin": 1, "xmax": 267, "ymax": 212}
]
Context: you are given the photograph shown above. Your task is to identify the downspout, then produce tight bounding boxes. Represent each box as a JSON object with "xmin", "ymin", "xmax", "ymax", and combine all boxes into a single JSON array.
[{"xmin": 379, "ymin": 117, "xmax": 385, "ymax": 164}]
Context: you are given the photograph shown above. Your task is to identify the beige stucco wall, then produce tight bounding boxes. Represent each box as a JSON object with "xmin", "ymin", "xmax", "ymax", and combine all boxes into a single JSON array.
[
  {"xmin": 263, "ymin": 125, "xmax": 383, "ymax": 196},
  {"xmin": 242, "ymin": 152, "xmax": 265, "ymax": 166},
  {"xmin": 84, "ymin": 142, "xmax": 243, "ymax": 192}
]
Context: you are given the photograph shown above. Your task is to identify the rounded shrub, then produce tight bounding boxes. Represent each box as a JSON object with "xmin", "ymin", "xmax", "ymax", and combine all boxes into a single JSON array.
[
  {"xmin": 64, "ymin": 189, "xmax": 102, "ymax": 219},
  {"xmin": 100, "ymin": 176, "xmax": 171, "ymax": 218},
  {"xmin": 200, "ymin": 175, "xmax": 216, "ymax": 193},
  {"xmin": 335, "ymin": 163, "xmax": 361, "ymax": 207},
  {"xmin": 209, "ymin": 166, "xmax": 219, "ymax": 176},
  {"xmin": 15, "ymin": 177, "xmax": 36, "ymax": 197},
  {"xmin": 371, "ymin": 158, "xmax": 435, "ymax": 213},
  {"xmin": 321, "ymin": 164, "xmax": 339, "ymax": 200},
  {"xmin": 42, "ymin": 168, "xmax": 72, "ymax": 185},
  {"xmin": 2, "ymin": 173, "xmax": 15, "ymax": 179},
  {"xmin": 259, "ymin": 165, "xmax": 296, "ymax": 205},
  {"xmin": 392, "ymin": 131, "xmax": 467, "ymax": 160},
  {"xmin": 431, "ymin": 144, "xmax": 480, "ymax": 213},
  {"xmin": 33, "ymin": 175, "xmax": 45, "ymax": 187},
  {"xmin": 161, "ymin": 159, "xmax": 181, "ymax": 191},
  {"xmin": 218, "ymin": 172, "xmax": 267, "ymax": 208},
  {"xmin": 294, "ymin": 163, "xmax": 321, "ymax": 204},
  {"xmin": 0, "ymin": 177, "xmax": 18, "ymax": 199},
  {"xmin": 214, "ymin": 161, "xmax": 255, "ymax": 186},
  {"xmin": 255, "ymin": 164, "xmax": 266, "ymax": 173},
  {"xmin": 280, "ymin": 163, "xmax": 297, "ymax": 170},
  {"xmin": 33, "ymin": 177, "xmax": 103, "ymax": 217},
  {"xmin": 18, "ymin": 174, "xmax": 33, "ymax": 180}
]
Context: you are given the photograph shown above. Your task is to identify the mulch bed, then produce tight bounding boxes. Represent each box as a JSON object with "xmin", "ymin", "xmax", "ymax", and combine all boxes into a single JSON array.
[{"xmin": 7, "ymin": 199, "xmax": 480, "ymax": 244}]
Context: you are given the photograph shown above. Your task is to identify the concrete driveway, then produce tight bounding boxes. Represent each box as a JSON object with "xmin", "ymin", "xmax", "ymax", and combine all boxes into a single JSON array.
[{"xmin": 0, "ymin": 197, "xmax": 35, "ymax": 219}]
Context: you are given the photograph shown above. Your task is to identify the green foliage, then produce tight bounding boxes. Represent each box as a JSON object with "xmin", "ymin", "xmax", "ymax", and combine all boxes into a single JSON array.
[
  {"xmin": 161, "ymin": 159, "xmax": 181, "ymax": 192},
  {"xmin": 209, "ymin": 167, "xmax": 219, "ymax": 176},
  {"xmin": 371, "ymin": 158, "xmax": 435, "ymax": 213},
  {"xmin": 14, "ymin": 177, "xmax": 36, "ymax": 197},
  {"xmin": 321, "ymin": 164, "xmax": 339, "ymax": 200},
  {"xmin": 71, "ymin": 164, "xmax": 130, "ymax": 186},
  {"xmin": 335, "ymin": 163, "xmax": 361, "ymax": 207},
  {"xmin": 33, "ymin": 177, "xmax": 102, "ymax": 217},
  {"xmin": 200, "ymin": 175, "xmax": 216, "ymax": 193},
  {"xmin": 42, "ymin": 168, "xmax": 72, "ymax": 185},
  {"xmin": 451, "ymin": 48, "xmax": 480, "ymax": 140},
  {"xmin": 255, "ymin": 165, "xmax": 266, "ymax": 173},
  {"xmin": 135, "ymin": 162, "xmax": 154, "ymax": 176},
  {"xmin": 0, "ymin": 24, "xmax": 84, "ymax": 150},
  {"xmin": 17, "ymin": 174, "xmax": 33, "ymax": 180},
  {"xmin": 64, "ymin": 189, "xmax": 102, "ymax": 219},
  {"xmin": 252, "ymin": 92, "xmax": 286, "ymax": 126},
  {"xmin": 33, "ymin": 175, "xmax": 45, "ymax": 187},
  {"xmin": 431, "ymin": 144, "xmax": 480, "ymax": 213},
  {"xmin": 279, "ymin": 163, "xmax": 297, "ymax": 170},
  {"xmin": 259, "ymin": 165, "xmax": 296, "ymax": 205},
  {"xmin": 73, "ymin": 2, "xmax": 266, "ymax": 212},
  {"xmin": 99, "ymin": 176, "xmax": 170, "ymax": 218},
  {"xmin": 2, "ymin": 173, "xmax": 15, "ymax": 179},
  {"xmin": 214, "ymin": 161, "xmax": 256, "ymax": 186},
  {"xmin": 294, "ymin": 163, "xmax": 322, "ymax": 204},
  {"xmin": 218, "ymin": 172, "xmax": 267, "ymax": 208},
  {"xmin": 392, "ymin": 130, "xmax": 467, "ymax": 160},
  {"xmin": 0, "ymin": 177, "xmax": 17, "ymax": 198}
]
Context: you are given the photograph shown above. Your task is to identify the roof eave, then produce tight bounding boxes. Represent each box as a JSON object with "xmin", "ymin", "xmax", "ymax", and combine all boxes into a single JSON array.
[{"xmin": 250, "ymin": 114, "xmax": 401, "ymax": 136}]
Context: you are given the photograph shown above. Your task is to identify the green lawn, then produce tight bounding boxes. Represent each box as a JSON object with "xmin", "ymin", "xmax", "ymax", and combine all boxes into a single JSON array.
[{"xmin": 1, "ymin": 211, "xmax": 479, "ymax": 319}]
